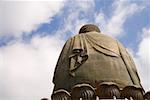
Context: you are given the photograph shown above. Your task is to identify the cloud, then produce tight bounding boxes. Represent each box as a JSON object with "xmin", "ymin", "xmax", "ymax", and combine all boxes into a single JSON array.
[
  {"xmin": 95, "ymin": 0, "xmax": 144, "ymax": 37},
  {"xmin": 0, "ymin": 1, "xmax": 65, "ymax": 37},
  {"xmin": 54, "ymin": 0, "xmax": 95, "ymax": 39},
  {"xmin": 135, "ymin": 27, "xmax": 150, "ymax": 92},
  {"xmin": 0, "ymin": 35, "xmax": 64, "ymax": 100}
]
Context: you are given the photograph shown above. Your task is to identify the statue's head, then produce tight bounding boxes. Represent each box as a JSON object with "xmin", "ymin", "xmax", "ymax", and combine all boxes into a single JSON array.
[{"xmin": 79, "ymin": 24, "xmax": 100, "ymax": 34}]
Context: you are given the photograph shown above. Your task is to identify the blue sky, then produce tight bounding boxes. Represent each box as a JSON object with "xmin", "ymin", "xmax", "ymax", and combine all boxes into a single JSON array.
[{"xmin": 0, "ymin": 0, "xmax": 150, "ymax": 100}]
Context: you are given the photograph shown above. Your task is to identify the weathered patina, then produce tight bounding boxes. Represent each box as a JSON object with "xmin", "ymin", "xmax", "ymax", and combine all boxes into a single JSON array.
[{"xmin": 52, "ymin": 24, "xmax": 142, "ymax": 92}]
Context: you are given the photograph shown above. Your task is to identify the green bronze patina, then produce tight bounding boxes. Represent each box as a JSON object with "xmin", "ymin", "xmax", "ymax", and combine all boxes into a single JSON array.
[{"xmin": 52, "ymin": 24, "xmax": 142, "ymax": 92}]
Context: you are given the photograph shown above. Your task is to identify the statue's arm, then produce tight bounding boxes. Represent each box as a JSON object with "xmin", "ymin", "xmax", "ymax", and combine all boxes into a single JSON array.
[
  {"xmin": 52, "ymin": 38, "xmax": 72, "ymax": 83},
  {"xmin": 125, "ymin": 49, "xmax": 141, "ymax": 82},
  {"xmin": 117, "ymin": 41, "xmax": 141, "ymax": 86}
]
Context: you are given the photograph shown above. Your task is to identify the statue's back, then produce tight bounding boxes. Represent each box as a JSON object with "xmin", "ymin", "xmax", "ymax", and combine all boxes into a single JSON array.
[{"xmin": 52, "ymin": 24, "xmax": 143, "ymax": 100}]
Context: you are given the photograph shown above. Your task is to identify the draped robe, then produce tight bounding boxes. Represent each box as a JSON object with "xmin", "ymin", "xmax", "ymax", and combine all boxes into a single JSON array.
[{"xmin": 53, "ymin": 31, "xmax": 141, "ymax": 92}]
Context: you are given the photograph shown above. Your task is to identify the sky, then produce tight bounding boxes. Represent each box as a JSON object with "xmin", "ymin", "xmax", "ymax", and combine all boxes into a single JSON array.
[{"xmin": 0, "ymin": 0, "xmax": 150, "ymax": 100}]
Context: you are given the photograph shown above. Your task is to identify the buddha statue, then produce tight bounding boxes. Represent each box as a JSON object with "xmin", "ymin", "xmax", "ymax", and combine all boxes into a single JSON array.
[{"xmin": 52, "ymin": 24, "xmax": 143, "ymax": 99}]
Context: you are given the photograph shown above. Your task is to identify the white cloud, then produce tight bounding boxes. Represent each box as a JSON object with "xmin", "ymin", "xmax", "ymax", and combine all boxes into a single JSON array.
[
  {"xmin": 55, "ymin": 0, "xmax": 95, "ymax": 38},
  {"xmin": 0, "ymin": 1, "xmax": 65, "ymax": 37},
  {"xmin": 95, "ymin": 0, "xmax": 144, "ymax": 37},
  {"xmin": 0, "ymin": 35, "xmax": 64, "ymax": 100},
  {"xmin": 135, "ymin": 28, "xmax": 150, "ymax": 92}
]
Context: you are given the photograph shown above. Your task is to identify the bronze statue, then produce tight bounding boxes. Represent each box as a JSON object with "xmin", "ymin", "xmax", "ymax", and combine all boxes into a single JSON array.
[{"xmin": 52, "ymin": 24, "xmax": 143, "ymax": 99}]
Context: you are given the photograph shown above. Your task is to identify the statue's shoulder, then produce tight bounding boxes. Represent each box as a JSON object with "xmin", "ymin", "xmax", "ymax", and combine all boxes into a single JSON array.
[
  {"xmin": 86, "ymin": 32, "xmax": 120, "ymax": 55},
  {"xmin": 86, "ymin": 31, "xmax": 117, "ymax": 42},
  {"xmin": 69, "ymin": 31, "xmax": 117, "ymax": 43}
]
